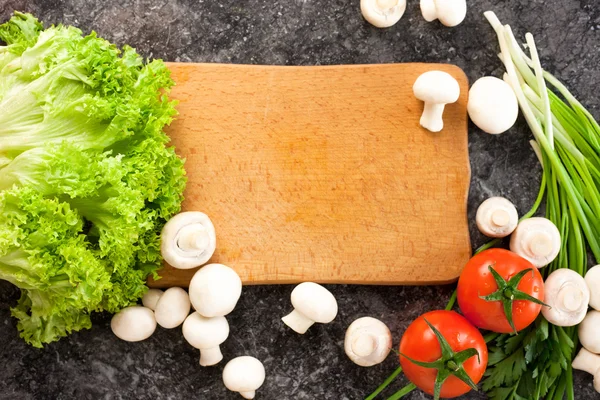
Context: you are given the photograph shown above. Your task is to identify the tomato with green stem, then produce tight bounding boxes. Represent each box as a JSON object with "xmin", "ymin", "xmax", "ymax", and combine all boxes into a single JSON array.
[
  {"xmin": 457, "ymin": 248, "xmax": 547, "ymax": 333},
  {"xmin": 399, "ymin": 310, "xmax": 488, "ymax": 400}
]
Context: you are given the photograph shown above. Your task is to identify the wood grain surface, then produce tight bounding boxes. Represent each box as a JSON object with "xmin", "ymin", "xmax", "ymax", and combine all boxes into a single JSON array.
[{"xmin": 148, "ymin": 62, "xmax": 471, "ymax": 287}]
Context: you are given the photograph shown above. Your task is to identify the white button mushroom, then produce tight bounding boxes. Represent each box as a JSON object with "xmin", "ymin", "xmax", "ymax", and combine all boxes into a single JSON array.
[
  {"xmin": 585, "ymin": 265, "xmax": 600, "ymax": 311},
  {"xmin": 182, "ymin": 312, "xmax": 229, "ymax": 366},
  {"xmin": 141, "ymin": 288, "xmax": 163, "ymax": 311},
  {"xmin": 111, "ymin": 306, "xmax": 157, "ymax": 342},
  {"xmin": 188, "ymin": 263, "xmax": 242, "ymax": 317},
  {"xmin": 413, "ymin": 71, "xmax": 460, "ymax": 133},
  {"xmin": 282, "ymin": 282, "xmax": 338, "ymax": 334},
  {"xmin": 161, "ymin": 211, "xmax": 216, "ymax": 269},
  {"xmin": 510, "ymin": 217, "xmax": 561, "ymax": 268},
  {"xmin": 579, "ymin": 311, "xmax": 600, "ymax": 354},
  {"xmin": 420, "ymin": 0, "xmax": 467, "ymax": 27},
  {"xmin": 467, "ymin": 77, "xmax": 519, "ymax": 134},
  {"xmin": 542, "ymin": 269, "xmax": 590, "ymax": 327},
  {"xmin": 154, "ymin": 287, "xmax": 191, "ymax": 329},
  {"xmin": 344, "ymin": 317, "xmax": 392, "ymax": 367},
  {"xmin": 475, "ymin": 197, "xmax": 519, "ymax": 238},
  {"xmin": 222, "ymin": 356, "xmax": 266, "ymax": 399},
  {"xmin": 572, "ymin": 347, "xmax": 600, "ymax": 393},
  {"xmin": 361, "ymin": 0, "xmax": 406, "ymax": 28}
]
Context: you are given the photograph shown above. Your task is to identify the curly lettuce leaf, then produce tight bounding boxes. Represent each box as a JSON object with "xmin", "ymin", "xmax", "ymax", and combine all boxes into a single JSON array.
[{"xmin": 0, "ymin": 12, "xmax": 186, "ymax": 347}]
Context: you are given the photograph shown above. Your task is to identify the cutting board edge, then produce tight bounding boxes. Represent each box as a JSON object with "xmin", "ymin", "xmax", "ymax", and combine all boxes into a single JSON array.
[
  {"xmin": 165, "ymin": 61, "xmax": 469, "ymax": 78},
  {"xmin": 147, "ymin": 275, "xmax": 463, "ymax": 288}
]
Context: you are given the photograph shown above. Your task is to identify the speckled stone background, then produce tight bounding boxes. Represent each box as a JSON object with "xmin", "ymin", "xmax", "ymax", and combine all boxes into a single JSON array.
[{"xmin": 0, "ymin": 0, "xmax": 599, "ymax": 399}]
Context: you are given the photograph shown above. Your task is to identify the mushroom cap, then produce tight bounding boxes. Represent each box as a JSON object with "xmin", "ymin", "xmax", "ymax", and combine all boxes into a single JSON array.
[
  {"xmin": 420, "ymin": 0, "xmax": 437, "ymax": 22},
  {"xmin": 182, "ymin": 312, "xmax": 229, "ymax": 349},
  {"xmin": 290, "ymin": 282, "xmax": 338, "ymax": 324},
  {"xmin": 154, "ymin": 287, "xmax": 191, "ymax": 329},
  {"xmin": 585, "ymin": 265, "xmax": 600, "ymax": 311},
  {"xmin": 579, "ymin": 311, "xmax": 600, "ymax": 354},
  {"xmin": 468, "ymin": 77, "xmax": 519, "ymax": 134},
  {"xmin": 433, "ymin": 0, "xmax": 467, "ymax": 27},
  {"xmin": 510, "ymin": 217, "xmax": 561, "ymax": 268},
  {"xmin": 542, "ymin": 269, "xmax": 590, "ymax": 327},
  {"xmin": 413, "ymin": 71, "xmax": 460, "ymax": 104},
  {"xmin": 344, "ymin": 317, "xmax": 392, "ymax": 367},
  {"xmin": 223, "ymin": 356, "xmax": 266, "ymax": 393},
  {"xmin": 142, "ymin": 289, "xmax": 163, "ymax": 311},
  {"xmin": 161, "ymin": 211, "xmax": 216, "ymax": 270},
  {"xmin": 360, "ymin": 0, "xmax": 407, "ymax": 28},
  {"xmin": 189, "ymin": 263, "xmax": 242, "ymax": 317},
  {"xmin": 475, "ymin": 196, "xmax": 519, "ymax": 238},
  {"xmin": 111, "ymin": 306, "xmax": 156, "ymax": 342}
]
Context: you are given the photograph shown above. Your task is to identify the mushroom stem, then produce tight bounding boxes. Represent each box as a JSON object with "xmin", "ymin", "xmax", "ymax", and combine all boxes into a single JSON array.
[
  {"xmin": 177, "ymin": 224, "xmax": 211, "ymax": 252},
  {"xmin": 351, "ymin": 334, "xmax": 377, "ymax": 358},
  {"xmin": 282, "ymin": 309, "xmax": 315, "ymax": 334},
  {"xmin": 557, "ymin": 283, "xmax": 586, "ymax": 312},
  {"xmin": 199, "ymin": 346, "xmax": 224, "ymax": 367},
  {"xmin": 491, "ymin": 209, "xmax": 510, "ymax": 227},
  {"xmin": 526, "ymin": 232, "xmax": 553, "ymax": 258},
  {"xmin": 420, "ymin": 103, "xmax": 446, "ymax": 132},
  {"xmin": 572, "ymin": 348, "xmax": 600, "ymax": 375},
  {"xmin": 239, "ymin": 391, "xmax": 256, "ymax": 399}
]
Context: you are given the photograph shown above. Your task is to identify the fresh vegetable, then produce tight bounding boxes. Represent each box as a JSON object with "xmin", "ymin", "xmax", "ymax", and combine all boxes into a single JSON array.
[
  {"xmin": 399, "ymin": 310, "xmax": 488, "ymax": 400},
  {"xmin": 467, "ymin": 77, "xmax": 519, "ymax": 134},
  {"xmin": 361, "ymin": 0, "xmax": 406, "ymax": 28},
  {"xmin": 222, "ymin": 356, "xmax": 266, "ymax": 400},
  {"xmin": 481, "ymin": 11, "xmax": 600, "ymax": 399},
  {"xmin": 420, "ymin": 0, "xmax": 467, "ymax": 28},
  {"xmin": 572, "ymin": 348, "xmax": 600, "ymax": 393},
  {"xmin": 183, "ymin": 312, "xmax": 230, "ymax": 367},
  {"xmin": 578, "ymin": 311, "xmax": 600, "ymax": 354},
  {"xmin": 584, "ymin": 265, "xmax": 600, "ymax": 311},
  {"xmin": 161, "ymin": 211, "xmax": 216, "ymax": 269},
  {"xmin": 0, "ymin": 12, "xmax": 186, "ymax": 346},
  {"xmin": 413, "ymin": 71, "xmax": 460, "ymax": 132},
  {"xmin": 142, "ymin": 288, "xmax": 164, "ymax": 311},
  {"xmin": 457, "ymin": 249, "xmax": 546, "ymax": 334},
  {"xmin": 110, "ymin": 306, "xmax": 157, "ymax": 342},
  {"xmin": 281, "ymin": 282, "xmax": 338, "ymax": 334},
  {"xmin": 475, "ymin": 197, "xmax": 519, "ymax": 238},
  {"xmin": 344, "ymin": 317, "xmax": 392, "ymax": 367},
  {"xmin": 541, "ymin": 269, "xmax": 589, "ymax": 327},
  {"xmin": 154, "ymin": 287, "xmax": 191, "ymax": 329},
  {"xmin": 509, "ymin": 217, "xmax": 561, "ymax": 268},
  {"xmin": 189, "ymin": 264, "xmax": 243, "ymax": 318}
]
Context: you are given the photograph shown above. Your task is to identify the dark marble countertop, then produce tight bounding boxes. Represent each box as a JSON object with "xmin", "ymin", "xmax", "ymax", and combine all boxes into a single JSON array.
[{"xmin": 1, "ymin": 0, "xmax": 599, "ymax": 399}]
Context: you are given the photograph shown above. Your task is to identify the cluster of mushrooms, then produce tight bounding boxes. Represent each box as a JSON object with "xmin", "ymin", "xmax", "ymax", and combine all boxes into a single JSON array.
[
  {"xmin": 111, "ymin": 212, "xmax": 262, "ymax": 399},
  {"xmin": 110, "ymin": 211, "xmax": 394, "ymax": 398},
  {"xmin": 361, "ymin": 0, "xmax": 466, "ymax": 29},
  {"xmin": 474, "ymin": 198, "xmax": 600, "ymax": 391},
  {"xmin": 361, "ymin": 0, "xmax": 520, "ymax": 135}
]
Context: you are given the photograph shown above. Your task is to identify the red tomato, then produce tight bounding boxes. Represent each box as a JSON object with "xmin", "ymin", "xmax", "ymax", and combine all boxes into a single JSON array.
[
  {"xmin": 457, "ymin": 248, "xmax": 545, "ymax": 333},
  {"xmin": 399, "ymin": 310, "xmax": 488, "ymax": 399}
]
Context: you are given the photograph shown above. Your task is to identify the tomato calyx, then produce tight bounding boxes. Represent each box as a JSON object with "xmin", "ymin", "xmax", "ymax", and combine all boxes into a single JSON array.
[
  {"xmin": 479, "ymin": 264, "xmax": 548, "ymax": 333},
  {"xmin": 400, "ymin": 318, "xmax": 480, "ymax": 400}
]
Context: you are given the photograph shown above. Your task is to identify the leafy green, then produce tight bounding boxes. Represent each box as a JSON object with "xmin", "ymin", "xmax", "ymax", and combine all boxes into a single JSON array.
[{"xmin": 0, "ymin": 12, "xmax": 186, "ymax": 347}]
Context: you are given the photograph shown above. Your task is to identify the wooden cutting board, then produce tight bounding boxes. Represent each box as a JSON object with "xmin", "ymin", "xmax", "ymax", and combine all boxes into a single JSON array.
[{"xmin": 148, "ymin": 62, "xmax": 471, "ymax": 288}]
